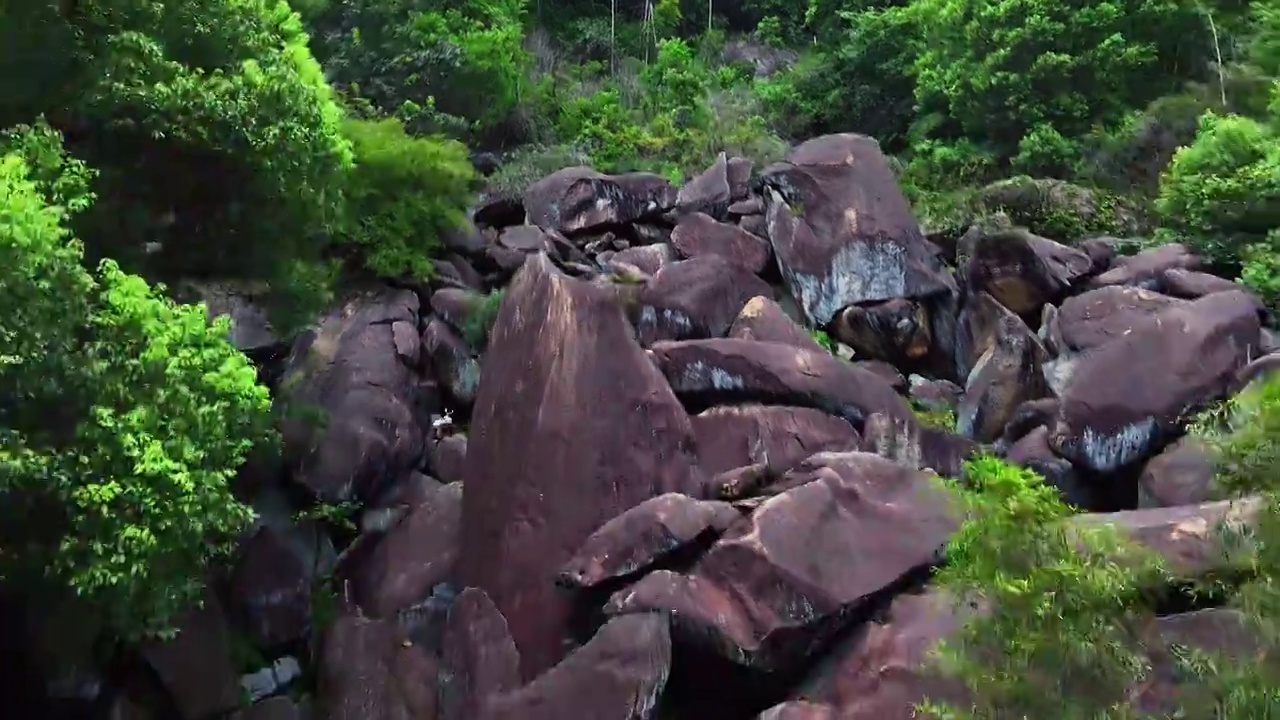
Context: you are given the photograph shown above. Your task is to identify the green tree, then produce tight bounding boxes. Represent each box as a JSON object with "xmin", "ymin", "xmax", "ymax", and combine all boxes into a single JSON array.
[
  {"xmin": 0, "ymin": 0, "xmax": 353, "ymax": 293},
  {"xmin": 909, "ymin": 0, "xmax": 1210, "ymax": 169},
  {"xmin": 0, "ymin": 130, "xmax": 273, "ymax": 641}
]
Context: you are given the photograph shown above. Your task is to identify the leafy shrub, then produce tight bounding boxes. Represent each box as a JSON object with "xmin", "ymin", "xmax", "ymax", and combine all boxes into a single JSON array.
[
  {"xmin": 0, "ymin": 138, "xmax": 273, "ymax": 640},
  {"xmin": 1156, "ymin": 112, "xmax": 1280, "ymax": 269},
  {"xmin": 339, "ymin": 117, "xmax": 476, "ymax": 280},
  {"xmin": 922, "ymin": 456, "xmax": 1165, "ymax": 719}
]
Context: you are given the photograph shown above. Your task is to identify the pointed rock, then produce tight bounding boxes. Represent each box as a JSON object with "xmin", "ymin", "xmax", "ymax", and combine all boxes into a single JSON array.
[
  {"xmin": 440, "ymin": 588, "xmax": 521, "ymax": 720},
  {"xmin": 459, "ymin": 254, "xmax": 700, "ymax": 678}
]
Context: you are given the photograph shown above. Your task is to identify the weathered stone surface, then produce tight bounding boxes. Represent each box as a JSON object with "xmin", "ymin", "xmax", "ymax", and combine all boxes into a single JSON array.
[
  {"xmin": 347, "ymin": 482, "xmax": 462, "ymax": 618},
  {"xmin": 279, "ymin": 290, "xmax": 429, "ymax": 502},
  {"xmin": 956, "ymin": 310, "xmax": 1048, "ymax": 443},
  {"xmin": 1050, "ymin": 291, "xmax": 1262, "ymax": 472},
  {"xmin": 830, "ymin": 298, "xmax": 932, "ymax": 368},
  {"xmin": 774, "ymin": 592, "xmax": 969, "ymax": 720},
  {"xmin": 859, "ymin": 413, "xmax": 979, "ymax": 478},
  {"xmin": 1004, "ymin": 426, "xmax": 1095, "ymax": 509},
  {"xmin": 459, "ymin": 254, "xmax": 700, "ymax": 678},
  {"xmin": 908, "ymin": 376, "xmax": 962, "ymax": 414},
  {"xmin": 760, "ymin": 134, "xmax": 955, "ymax": 326},
  {"xmin": 1073, "ymin": 497, "xmax": 1260, "ymax": 576},
  {"xmin": 670, "ymin": 211, "xmax": 772, "ymax": 273},
  {"xmin": 430, "ymin": 288, "xmax": 484, "ymax": 335},
  {"xmin": 229, "ymin": 697, "xmax": 307, "ymax": 720},
  {"xmin": 440, "ymin": 588, "xmax": 521, "ymax": 720},
  {"xmin": 1088, "ymin": 243, "xmax": 1201, "ymax": 290},
  {"xmin": 960, "ymin": 228, "xmax": 1092, "ymax": 315},
  {"xmin": 524, "ymin": 167, "xmax": 676, "ymax": 235},
  {"xmin": 952, "ymin": 291, "xmax": 1015, "ymax": 384},
  {"xmin": 317, "ymin": 613, "xmax": 439, "ymax": 720},
  {"xmin": 423, "ymin": 317, "xmax": 481, "ymax": 407},
  {"xmin": 141, "ymin": 591, "xmax": 241, "ymax": 720},
  {"xmin": 558, "ymin": 494, "xmax": 742, "ymax": 589},
  {"xmin": 606, "ymin": 452, "xmax": 956, "ymax": 670},
  {"xmin": 1137, "ymin": 609, "xmax": 1265, "ymax": 715},
  {"xmin": 635, "ymin": 256, "xmax": 772, "ymax": 345},
  {"xmin": 650, "ymin": 338, "xmax": 916, "ymax": 430},
  {"xmin": 229, "ymin": 525, "xmax": 315, "ymax": 648},
  {"xmin": 1056, "ymin": 286, "xmax": 1185, "ymax": 353},
  {"xmin": 727, "ymin": 296, "xmax": 827, "ymax": 353},
  {"xmin": 676, "ymin": 153, "xmax": 732, "ymax": 216},
  {"xmin": 1138, "ymin": 437, "xmax": 1217, "ymax": 508},
  {"xmin": 479, "ymin": 614, "xmax": 672, "ymax": 720},
  {"xmin": 608, "ymin": 243, "xmax": 678, "ymax": 276},
  {"xmin": 1158, "ymin": 267, "xmax": 1255, "ymax": 302},
  {"xmin": 428, "ymin": 433, "xmax": 467, "ymax": 486},
  {"xmin": 691, "ymin": 404, "xmax": 862, "ymax": 477}
]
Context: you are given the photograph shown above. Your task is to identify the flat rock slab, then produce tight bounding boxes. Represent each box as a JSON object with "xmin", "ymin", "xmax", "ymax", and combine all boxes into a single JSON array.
[
  {"xmin": 558, "ymin": 493, "xmax": 743, "ymax": 589},
  {"xmin": 479, "ymin": 614, "xmax": 672, "ymax": 720},
  {"xmin": 606, "ymin": 452, "xmax": 956, "ymax": 671}
]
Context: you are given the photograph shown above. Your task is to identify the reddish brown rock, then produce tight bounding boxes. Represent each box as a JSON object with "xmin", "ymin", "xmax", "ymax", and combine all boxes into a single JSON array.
[
  {"xmin": 1137, "ymin": 609, "xmax": 1265, "ymax": 715},
  {"xmin": 558, "ymin": 493, "xmax": 742, "ymax": 589},
  {"xmin": 779, "ymin": 592, "xmax": 970, "ymax": 720},
  {"xmin": 428, "ymin": 434, "xmax": 467, "ymax": 485},
  {"xmin": 1056, "ymin": 286, "xmax": 1185, "ymax": 353},
  {"xmin": 608, "ymin": 244, "xmax": 678, "ymax": 276},
  {"xmin": 727, "ymin": 296, "xmax": 827, "ymax": 353},
  {"xmin": 956, "ymin": 310, "xmax": 1048, "ymax": 443},
  {"xmin": 952, "ymin": 291, "xmax": 1014, "ymax": 384},
  {"xmin": 229, "ymin": 525, "xmax": 314, "ymax": 648},
  {"xmin": 1158, "ymin": 267, "xmax": 1256, "ymax": 302},
  {"xmin": 859, "ymin": 413, "xmax": 979, "ymax": 478},
  {"xmin": 479, "ymin": 614, "xmax": 672, "ymax": 720},
  {"xmin": 1003, "ymin": 426, "xmax": 1095, "ymax": 509},
  {"xmin": 317, "ymin": 613, "xmax": 440, "ymax": 720},
  {"xmin": 347, "ymin": 482, "xmax": 462, "ymax": 618},
  {"xmin": 758, "ymin": 701, "xmax": 839, "ymax": 719},
  {"xmin": 670, "ymin": 211, "xmax": 772, "ymax": 273},
  {"xmin": 691, "ymin": 404, "xmax": 861, "ymax": 476},
  {"xmin": 1087, "ymin": 243, "xmax": 1201, "ymax": 290},
  {"xmin": 760, "ymin": 134, "xmax": 955, "ymax": 326},
  {"xmin": 423, "ymin": 317, "xmax": 481, "ymax": 407},
  {"xmin": 524, "ymin": 168, "xmax": 676, "ymax": 235},
  {"xmin": 141, "ymin": 591, "xmax": 241, "ymax": 720},
  {"xmin": 229, "ymin": 697, "xmax": 306, "ymax": 720},
  {"xmin": 676, "ymin": 153, "xmax": 731, "ymax": 214},
  {"xmin": 459, "ymin": 255, "xmax": 700, "ymax": 678},
  {"xmin": 279, "ymin": 290, "xmax": 428, "ymax": 502},
  {"xmin": 1138, "ymin": 437, "xmax": 1217, "ymax": 508},
  {"xmin": 440, "ymin": 588, "xmax": 521, "ymax": 720},
  {"xmin": 635, "ymin": 256, "xmax": 772, "ymax": 344},
  {"xmin": 960, "ymin": 228, "xmax": 1092, "ymax": 315},
  {"xmin": 1050, "ymin": 291, "xmax": 1262, "ymax": 472},
  {"xmin": 606, "ymin": 452, "xmax": 956, "ymax": 670},
  {"xmin": 1072, "ymin": 497, "xmax": 1260, "ymax": 576},
  {"xmin": 430, "ymin": 288, "xmax": 484, "ymax": 334},
  {"xmin": 649, "ymin": 338, "xmax": 916, "ymax": 430},
  {"xmin": 852, "ymin": 360, "xmax": 907, "ymax": 391}
]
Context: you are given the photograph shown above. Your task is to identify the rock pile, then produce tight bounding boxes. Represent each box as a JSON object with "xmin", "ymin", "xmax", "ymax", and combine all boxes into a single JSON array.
[{"xmin": 118, "ymin": 134, "xmax": 1280, "ymax": 719}]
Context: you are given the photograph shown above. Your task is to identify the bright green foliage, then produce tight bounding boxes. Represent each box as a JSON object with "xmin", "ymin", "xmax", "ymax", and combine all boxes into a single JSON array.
[
  {"xmin": 756, "ymin": 5, "xmax": 919, "ymax": 149},
  {"xmin": 0, "ymin": 138, "xmax": 272, "ymax": 640},
  {"xmin": 1, "ymin": 0, "xmax": 354, "ymax": 284},
  {"xmin": 311, "ymin": 0, "xmax": 529, "ymax": 141},
  {"xmin": 922, "ymin": 456, "xmax": 1163, "ymax": 719},
  {"xmin": 340, "ymin": 117, "xmax": 477, "ymax": 280},
  {"xmin": 1156, "ymin": 111, "xmax": 1280, "ymax": 269},
  {"xmin": 461, "ymin": 289, "xmax": 506, "ymax": 349},
  {"xmin": 910, "ymin": 0, "xmax": 1208, "ymax": 169}
]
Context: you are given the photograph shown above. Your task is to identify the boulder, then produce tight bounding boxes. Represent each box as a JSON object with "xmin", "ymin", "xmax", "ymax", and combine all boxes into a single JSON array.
[
  {"xmin": 524, "ymin": 168, "xmax": 676, "ymax": 236},
  {"xmin": 670, "ymin": 211, "xmax": 772, "ymax": 273},
  {"xmin": 606, "ymin": 452, "xmax": 956, "ymax": 671},
  {"xmin": 690, "ymin": 404, "xmax": 862, "ymax": 477},
  {"xmin": 459, "ymin": 254, "xmax": 700, "ymax": 677},
  {"xmin": 760, "ymin": 134, "xmax": 955, "ymax": 326},
  {"xmin": 634, "ymin": 256, "xmax": 772, "ymax": 345}
]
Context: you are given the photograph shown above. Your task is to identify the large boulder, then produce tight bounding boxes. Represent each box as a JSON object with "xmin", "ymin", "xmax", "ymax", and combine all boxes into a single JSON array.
[
  {"xmin": 634, "ymin": 256, "xmax": 772, "ymax": 345},
  {"xmin": 278, "ymin": 290, "xmax": 431, "ymax": 502},
  {"xmin": 524, "ymin": 167, "xmax": 676, "ymax": 236},
  {"xmin": 690, "ymin": 404, "xmax": 862, "ymax": 477},
  {"xmin": 1049, "ymin": 291, "xmax": 1262, "ymax": 472},
  {"xmin": 459, "ymin": 254, "xmax": 701, "ymax": 678},
  {"xmin": 606, "ymin": 452, "xmax": 956, "ymax": 671},
  {"xmin": 760, "ymin": 134, "xmax": 955, "ymax": 326}
]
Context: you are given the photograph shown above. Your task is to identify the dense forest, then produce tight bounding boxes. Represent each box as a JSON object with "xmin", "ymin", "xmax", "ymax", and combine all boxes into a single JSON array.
[{"xmin": 2, "ymin": 0, "xmax": 1280, "ymax": 718}]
